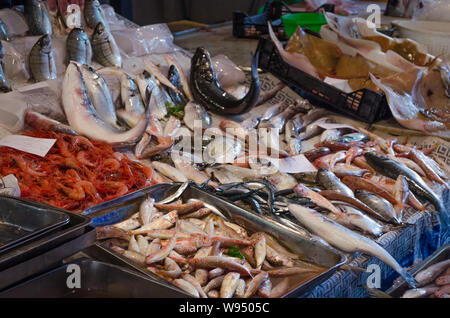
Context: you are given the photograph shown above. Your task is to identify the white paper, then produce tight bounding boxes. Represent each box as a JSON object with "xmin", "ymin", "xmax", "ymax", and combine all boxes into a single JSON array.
[
  {"xmin": 0, "ymin": 174, "xmax": 21, "ymax": 197},
  {"xmin": 268, "ymin": 154, "xmax": 317, "ymax": 173},
  {"xmin": 0, "ymin": 135, "xmax": 56, "ymax": 157}
]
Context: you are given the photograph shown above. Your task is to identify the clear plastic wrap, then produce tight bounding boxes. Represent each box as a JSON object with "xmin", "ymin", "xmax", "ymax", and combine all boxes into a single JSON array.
[
  {"xmin": 1, "ymin": 40, "xmax": 30, "ymax": 85},
  {"xmin": 212, "ymin": 54, "xmax": 246, "ymax": 88},
  {"xmin": 0, "ymin": 8, "xmax": 29, "ymax": 37},
  {"xmin": 412, "ymin": 0, "xmax": 450, "ymax": 22}
]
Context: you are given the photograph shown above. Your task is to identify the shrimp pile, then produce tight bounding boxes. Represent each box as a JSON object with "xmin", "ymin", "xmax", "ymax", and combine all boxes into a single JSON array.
[
  {"xmin": 0, "ymin": 130, "xmax": 153, "ymax": 212},
  {"xmin": 96, "ymin": 198, "xmax": 326, "ymax": 298}
]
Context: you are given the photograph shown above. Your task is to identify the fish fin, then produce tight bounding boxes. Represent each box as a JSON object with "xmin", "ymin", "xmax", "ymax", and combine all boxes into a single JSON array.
[{"xmin": 399, "ymin": 268, "xmax": 419, "ymax": 289}]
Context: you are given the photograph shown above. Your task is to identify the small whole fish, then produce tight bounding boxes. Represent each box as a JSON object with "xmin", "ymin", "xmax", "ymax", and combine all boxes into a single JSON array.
[
  {"xmin": 220, "ymin": 272, "xmax": 241, "ymax": 298},
  {"xmin": 183, "ymin": 101, "xmax": 211, "ymax": 131},
  {"xmin": 284, "ymin": 113, "xmax": 303, "ymax": 155},
  {"xmin": 337, "ymin": 133, "xmax": 370, "ymax": 143},
  {"xmin": 66, "ymin": 28, "xmax": 92, "ymax": 65},
  {"xmin": 414, "ymin": 260, "xmax": 450, "ymax": 287},
  {"xmin": 288, "ymin": 204, "xmax": 418, "ymax": 288},
  {"xmin": 80, "ymin": 64, "xmax": 121, "ymax": 130},
  {"xmin": 91, "ymin": 22, "xmax": 122, "ymax": 67},
  {"xmin": 84, "ymin": 0, "xmax": 108, "ymax": 30},
  {"xmin": 355, "ymin": 190, "xmax": 401, "ymax": 224},
  {"xmin": 333, "ymin": 204, "xmax": 385, "ymax": 237},
  {"xmin": 164, "ymin": 54, "xmax": 193, "ymax": 101},
  {"xmin": 316, "ymin": 168, "xmax": 354, "ymax": 197},
  {"xmin": 190, "ymin": 47, "xmax": 260, "ymax": 115},
  {"xmin": 29, "ymin": 34, "xmax": 57, "ymax": 82},
  {"xmin": 24, "ymin": 0, "xmax": 52, "ymax": 36},
  {"xmin": 0, "ymin": 18, "xmax": 10, "ymax": 41},
  {"xmin": 135, "ymin": 71, "xmax": 169, "ymax": 120},
  {"xmin": 120, "ymin": 74, "xmax": 145, "ymax": 116},
  {"xmin": 166, "ymin": 65, "xmax": 186, "ymax": 106},
  {"xmin": 151, "ymin": 161, "xmax": 188, "ymax": 182},
  {"xmin": 260, "ymin": 101, "xmax": 310, "ymax": 131}
]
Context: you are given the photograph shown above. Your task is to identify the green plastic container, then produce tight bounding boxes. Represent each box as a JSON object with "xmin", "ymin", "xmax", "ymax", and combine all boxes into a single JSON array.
[{"xmin": 282, "ymin": 13, "xmax": 327, "ymax": 36}]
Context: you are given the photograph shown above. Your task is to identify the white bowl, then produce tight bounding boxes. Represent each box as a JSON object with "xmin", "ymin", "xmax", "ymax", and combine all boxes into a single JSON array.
[{"xmin": 392, "ymin": 20, "xmax": 450, "ymax": 60}]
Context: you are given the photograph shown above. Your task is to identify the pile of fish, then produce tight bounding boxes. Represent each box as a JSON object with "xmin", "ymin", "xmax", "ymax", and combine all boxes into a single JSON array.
[
  {"xmin": 268, "ymin": 11, "xmax": 450, "ymax": 137},
  {"xmin": 401, "ymin": 258, "xmax": 450, "ymax": 298},
  {"xmin": 96, "ymin": 197, "xmax": 326, "ymax": 298}
]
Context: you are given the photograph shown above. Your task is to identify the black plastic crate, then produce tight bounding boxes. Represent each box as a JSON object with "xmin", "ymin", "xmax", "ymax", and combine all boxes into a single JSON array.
[{"xmin": 256, "ymin": 37, "xmax": 391, "ymax": 123}]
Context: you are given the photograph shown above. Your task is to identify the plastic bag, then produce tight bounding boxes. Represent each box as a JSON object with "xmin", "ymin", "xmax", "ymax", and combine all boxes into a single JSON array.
[
  {"xmin": 212, "ymin": 54, "xmax": 246, "ymax": 88},
  {"xmin": 1, "ymin": 40, "xmax": 30, "ymax": 85},
  {"xmin": 0, "ymin": 8, "xmax": 29, "ymax": 37}
]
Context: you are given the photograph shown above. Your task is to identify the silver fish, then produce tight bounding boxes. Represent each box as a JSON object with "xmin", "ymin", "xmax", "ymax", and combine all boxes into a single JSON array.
[
  {"xmin": 0, "ymin": 41, "xmax": 11, "ymax": 92},
  {"xmin": 316, "ymin": 168, "xmax": 354, "ymax": 197},
  {"xmin": 320, "ymin": 129, "xmax": 341, "ymax": 142},
  {"xmin": 0, "ymin": 17, "xmax": 10, "ymax": 41},
  {"xmin": 259, "ymin": 101, "xmax": 309, "ymax": 131},
  {"xmin": 183, "ymin": 101, "xmax": 211, "ymax": 131},
  {"xmin": 24, "ymin": 0, "xmax": 52, "ymax": 36},
  {"xmin": 204, "ymin": 137, "xmax": 242, "ymax": 164},
  {"xmin": 355, "ymin": 190, "xmax": 401, "ymax": 224},
  {"xmin": 66, "ymin": 28, "xmax": 92, "ymax": 65},
  {"xmin": 84, "ymin": 0, "xmax": 108, "ymax": 30},
  {"xmin": 333, "ymin": 203, "xmax": 385, "ymax": 237},
  {"xmin": 151, "ymin": 161, "xmax": 188, "ymax": 182},
  {"xmin": 91, "ymin": 22, "xmax": 122, "ymax": 67},
  {"xmin": 121, "ymin": 73, "xmax": 145, "ymax": 116},
  {"xmin": 135, "ymin": 71, "xmax": 168, "ymax": 119},
  {"xmin": 62, "ymin": 62, "xmax": 150, "ymax": 146},
  {"xmin": 288, "ymin": 204, "xmax": 418, "ymax": 288},
  {"xmin": 80, "ymin": 64, "xmax": 121, "ymax": 130},
  {"xmin": 284, "ymin": 113, "xmax": 303, "ymax": 155},
  {"xmin": 29, "ymin": 34, "xmax": 56, "ymax": 82}
]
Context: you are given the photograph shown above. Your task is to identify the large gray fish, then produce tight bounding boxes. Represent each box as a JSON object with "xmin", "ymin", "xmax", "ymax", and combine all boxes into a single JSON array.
[
  {"xmin": 66, "ymin": 28, "xmax": 92, "ymax": 65},
  {"xmin": 288, "ymin": 204, "xmax": 418, "ymax": 288},
  {"xmin": 62, "ymin": 62, "xmax": 150, "ymax": 146},
  {"xmin": 0, "ymin": 18, "xmax": 10, "ymax": 41},
  {"xmin": 24, "ymin": 0, "xmax": 52, "ymax": 36},
  {"xmin": 121, "ymin": 73, "xmax": 145, "ymax": 116},
  {"xmin": 364, "ymin": 153, "xmax": 447, "ymax": 215},
  {"xmin": 84, "ymin": 0, "xmax": 108, "ymax": 30},
  {"xmin": 80, "ymin": 64, "xmax": 121, "ymax": 130},
  {"xmin": 91, "ymin": 22, "xmax": 122, "ymax": 67},
  {"xmin": 190, "ymin": 47, "xmax": 260, "ymax": 115},
  {"xmin": 355, "ymin": 190, "xmax": 401, "ymax": 224},
  {"xmin": 0, "ymin": 41, "xmax": 11, "ymax": 92},
  {"xmin": 316, "ymin": 168, "xmax": 354, "ymax": 197},
  {"xmin": 29, "ymin": 34, "xmax": 57, "ymax": 82}
]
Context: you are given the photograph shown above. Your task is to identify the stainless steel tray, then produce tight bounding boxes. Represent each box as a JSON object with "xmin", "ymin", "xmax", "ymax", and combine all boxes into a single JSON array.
[
  {"xmin": 91, "ymin": 183, "xmax": 347, "ymax": 298},
  {"xmin": 387, "ymin": 244, "xmax": 450, "ymax": 297},
  {"xmin": 1, "ymin": 258, "xmax": 186, "ymax": 298},
  {"xmin": 0, "ymin": 196, "xmax": 70, "ymax": 253}
]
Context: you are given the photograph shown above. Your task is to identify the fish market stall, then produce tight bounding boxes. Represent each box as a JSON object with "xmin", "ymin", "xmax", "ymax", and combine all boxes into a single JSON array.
[{"xmin": 0, "ymin": 0, "xmax": 449, "ymax": 299}]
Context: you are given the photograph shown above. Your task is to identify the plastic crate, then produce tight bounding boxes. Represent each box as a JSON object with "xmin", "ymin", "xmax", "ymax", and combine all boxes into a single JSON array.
[{"xmin": 256, "ymin": 37, "xmax": 391, "ymax": 123}]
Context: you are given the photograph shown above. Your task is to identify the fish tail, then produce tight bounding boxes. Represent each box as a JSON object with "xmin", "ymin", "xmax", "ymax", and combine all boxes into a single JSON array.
[
  {"xmin": 399, "ymin": 268, "xmax": 419, "ymax": 289},
  {"xmin": 251, "ymin": 50, "xmax": 260, "ymax": 80}
]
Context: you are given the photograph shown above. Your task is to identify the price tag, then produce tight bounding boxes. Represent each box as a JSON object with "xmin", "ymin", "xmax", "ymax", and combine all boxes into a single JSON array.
[{"xmin": 0, "ymin": 135, "xmax": 56, "ymax": 157}]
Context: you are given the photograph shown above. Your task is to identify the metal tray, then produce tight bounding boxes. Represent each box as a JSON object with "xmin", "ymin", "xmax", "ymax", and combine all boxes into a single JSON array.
[
  {"xmin": 387, "ymin": 244, "xmax": 450, "ymax": 297},
  {"xmin": 1, "ymin": 258, "xmax": 186, "ymax": 298},
  {"xmin": 91, "ymin": 183, "xmax": 347, "ymax": 298},
  {"xmin": 0, "ymin": 196, "xmax": 70, "ymax": 253},
  {"xmin": 0, "ymin": 204, "xmax": 95, "ymax": 291}
]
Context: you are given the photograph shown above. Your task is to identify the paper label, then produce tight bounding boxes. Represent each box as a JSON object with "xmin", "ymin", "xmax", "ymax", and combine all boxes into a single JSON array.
[{"xmin": 0, "ymin": 135, "xmax": 56, "ymax": 157}]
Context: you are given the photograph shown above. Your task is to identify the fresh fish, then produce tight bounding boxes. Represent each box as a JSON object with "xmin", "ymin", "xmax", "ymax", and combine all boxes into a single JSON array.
[
  {"xmin": 407, "ymin": 148, "xmax": 446, "ymax": 185},
  {"xmin": 267, "ymin": 173, "xmax": 297, "ymax": 191},
  {"xmin": 183, "ymin": 101, "xmax": 211, "ymax": 131},
  {"xmin": 244, "ymin": 272, "xmax": 268, "ymax": 298},
  {"xmin": 164, "ymin": 54, "xmax": 193, "ymax": 101},
  {"xmin": 166, "ymin": 65, "xmax": 186, "ymax": 106},
  {"xmin": 24, "ymin": 0, "xmax": 52, "ymax": 36},
  {"xmin": 66, "ymin": 28, "xmax": 92, "ymax": 65},
  {"xmin": 341, "ymin": 176, "xmax": 399, "ymax": 206},
  {"xmin": 288, "ymin": 204, "xmax": 418, "ymax": 288},
  {"xmin": 132, "ymin": 211, "xmax": 178, "ymax": 235},
  {"xmin": 0, "ymin": 42, "xmax": 10, "ymax": 91},
  {"xmin": 203, "ymin": 275, "xmax": 225, "ymax": 293},
  {"xmin": 402, "ymin": 285, "xmax": 440, "ymax": 298},
  {"xmin": 299, "ymin": 117, "xmax": 332, "ymax": 140},
  {"xmin": 220, "ymin": 272, "xmax": 241, "ymax": 298},
  {"xmin": 316, "ymin": 168, "xmax": 354, "ymax": 197},
  {"xmin": 151, "ymin": 161, "xmax": 187, "ymax": 182},
  {"xmin": 337, "ymin": 133, "xmax": 370, "ymax": 143},
  {"xmin": 235, "ymin": 279, "xmax": 246, "ymax": 298},
  {"xmin": 257, "ymin": 277, "xmax": 272, "ymax": 298},
  {"xmin": 270, "ymin": 277, "xmax": 290, "ymax": 298},
  {"xmin": 332, "ymin": 164, "xmax": 368, "ymax": 178},
  {"xmin": 333, "ymin": 204, "xmax": 385, "ymax": 236},
  {"xmin": 393, "ymin": 175, "xmax": 409, "ymax": 222},
  {"xmin": 173, "ymin": 159, "xmax": 216, "ymax": 186},
  {"xmin": 219, "ymin": 120, "xmax": 248, "ymax": 141},
  {"xmin": 284, "ymin": 113, "xmax": 303, "ymax": 155},
  {"xmin": 121, "ymin": 74, "xmax": 145, "ymax": 116},
  {"xmin": 171, "ymin": 256, "xmax": 252, "ymax": 276},
  {"xmin": 256, "ymin": 82, "xmax": 286, "ymax": 106},
  {"xmin": 91, "ymin": 22, "xmax": 122, "ymax": 67},
  {"xmin": 313, "ymin": 151, "xmax": 346, "ymax": 170},
  {"xmin": 302, "ymin": 147, "xmax": 332, "ymax": 162},
  {"xmin": 84, "ymin": 0, "xmax": 108, "ymax": 30},
  {"xmin": 29, "ymin": 34, "xmax": 56, "ymax": 82},
  {"xmin": 251, "ymin": 233, "xmax": 266, "ymax": 270},
  {"xmin": 355, "ymin": 190, "xmax": 401, "ymax": 224},
  {"xmin": 190, "ymin": 47, "xmax": 260, "ymax": 115},
  {"xmin": 260, "ymin": 101, "xmax": 310, "ymax": 131},
  {"xmin": 135, "ymin": 71, "xmax": 169, "ymax": 119},
  {"xmin": 181, "ymin": 273, "xmax": 208, "ymax": 298},
  {"xmin": 80, "ymin": 64, "xmax": 121, "ymax": 130},
  {"xmin": 163, "ymin": 116, "xmax": 181, "ymax": 137},
  {"xmin": 24, "ymin": 111, "xmax": 77, "ymax": 136},
  {"xmin": 139, "ymin": 197, "xmax": 155, "ymax": 226},
  {"xmin": 0, "ymin": 18, "xmax": 10, "ymax": 41},
  {"xmin": 128, "ymin": 235, "xmax": 140, "ymax": 253},
  {"xmin": 143, "ymin": 58, "xmax": 180, "ymax": 94},
  {"xmin": 320, "ymin": 129, "xmax": 341, "ymax": 142},
  {"xmin": 172, "ymin": 279, "xmax": 199, "ymax": 298},
  {"xmin": 62, "ymin": 62, "xmax": 150, "ymax": 147},
  {"xmin": 415, "ymin": 260, "xmax": 450, "ymax": 287},
  {"xmin": 159, "ymin": 257, "xmax": 182, "ymax": 278},
  {"xmin": 364, "ymin": 152, "xmax": 446, "ymax": 215},
  {"xmin": 204, "ymin": 137, "xmax": 242, "ymax": 164}
]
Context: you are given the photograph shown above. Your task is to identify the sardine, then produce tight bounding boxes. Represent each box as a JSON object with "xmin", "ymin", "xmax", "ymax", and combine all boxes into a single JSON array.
[
  {"xmin": 91, "ymin": 22, "xmax": 122, "ymax": 67},
  {"xmin": 183, "ymin": 101, "xmax": 211, "ymax": 131},
  {"xmin": 355, "ymin": 190, "xmax": 401, "ymax": 224},
  {"xmin": 166, "ymin": 65, "xmax": 186, "ymax": 106},
  {"xmin": 80, "ymin": 64, "xmax": 121, "ymax": 130},
  {"xmin": 84, "ymin": 0, "xmax": 108, "ymax": 30},
  {"xmin": 29, "ymin": 34, "xmax": 56, "ymax": 82},
  {"xmin": 288, "ymin": 204, "xmax": 418, "ymax": 288},
  {"xmin": 120, "ymin": 74, "xmax": 145, "ymax": 116},
  {"xmin": 0, "ymin": 18, "xmax": 10, "ymax": 41},
  {"xmin": 316, "ymin": 168, "xmax": 354, "ymax": 197},
  {"xmin": 190, "ymin": 47, "xmax": 260, "ymax": 115},
  {"xmin": 62, "ymin": 62, "xmax": 150, "ymax": 147},
  {"xmin": 66, "ymin": 28, "xmax": 92, "ymax": 65},
  {"xmin": 24, "ymin": 0, "xmax": 52, "ymax": 35}
]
